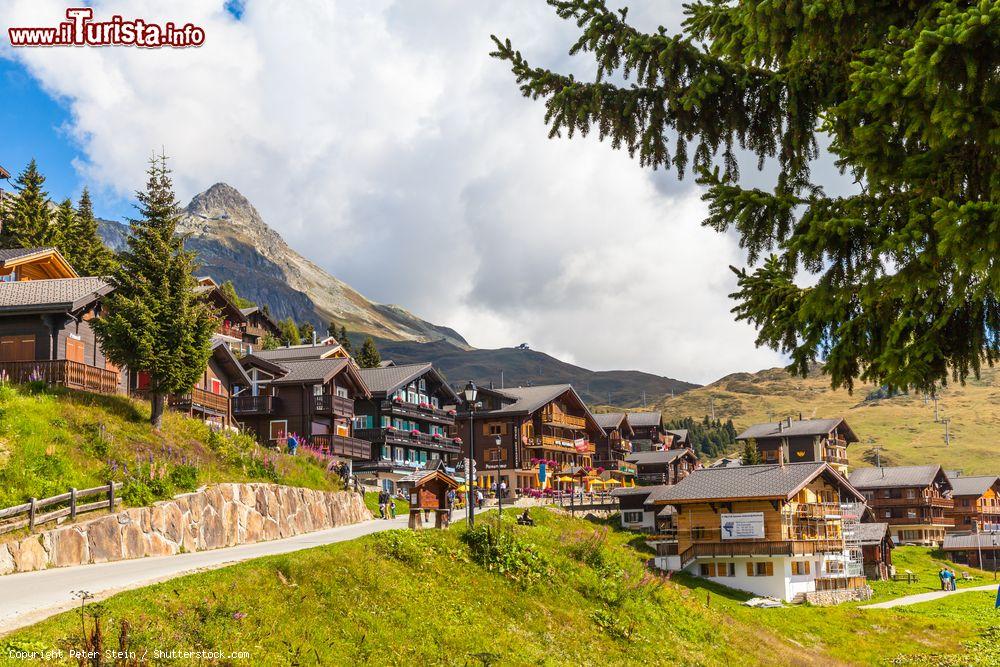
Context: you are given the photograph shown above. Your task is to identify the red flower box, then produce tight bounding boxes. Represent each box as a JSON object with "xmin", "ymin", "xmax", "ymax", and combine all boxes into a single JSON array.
[
  {"xmin": 392, "ymin": 396, "xmax": 403, "ymax": 403},
  {"xmin": 453, "ymin": 437, "xmax": 462, "ymax": 444},
  {"xmin": 410, "ymin": 429, "xmax": 421, "ymax": 437}
]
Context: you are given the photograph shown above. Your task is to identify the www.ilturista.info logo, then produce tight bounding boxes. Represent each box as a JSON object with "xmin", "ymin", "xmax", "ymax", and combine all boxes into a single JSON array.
[{"xmin": 8, "ymin": 8, "xmax": 205, "ymax": 48}]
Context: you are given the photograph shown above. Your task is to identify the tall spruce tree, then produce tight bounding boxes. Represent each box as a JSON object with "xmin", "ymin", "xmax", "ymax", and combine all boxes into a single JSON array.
[
  {"xmin": 357, "ymin": 336, "xmax": 381, "ymax": 368},
  {"xmin": 299, "ymin": 321, "xmax": 316, "ymax": 344},
  {"xmin": 1, "ymin": 159, "xmax": 55, "ymax": 248},
  {"xmin": 338, "ymin": 325, "xmax": 353, "ymax": 355},
  {"xmin": 493, "ymin": 2, "xmax": 1000, "ymax": 394},
  {"xmin": 278, "ymin": 318, "xmax": 301, "ymax": 346},
  {"xmin": 741, "ymin": 439, "xmax": 762, "ymax": 466},
  {"xmin": 69, "ymin": 188, "xmax": 115, "ymax": 276},
  {"xmin": 92, "ymin": 154, "xmax": 217, "ymax": 429},
  {"xmin": 52, "ymin": 198, "xmax": 74, "ymax": 256}
]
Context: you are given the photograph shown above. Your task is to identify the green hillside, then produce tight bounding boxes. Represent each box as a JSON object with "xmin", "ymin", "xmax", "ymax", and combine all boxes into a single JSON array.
[
  {"xmin": 2, "ymin": 510, "xmax": 995, "ymax": 666},
  {"xmin": 656, "ymin": 365, "xmax": 1000, "ymax": 474},
  {"xmin": 0, "ymin": 384, "xmax": 339, "ymax": 512}
]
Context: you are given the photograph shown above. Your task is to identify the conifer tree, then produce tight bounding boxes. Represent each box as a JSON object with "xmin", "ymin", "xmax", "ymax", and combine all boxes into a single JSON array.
[
  {"xmin": 338, "ymin": 325, "xmax": 353, "ymax": 355},
  {"xmin": 493, "ymin": 2, "xmax": 1000, "ymax": 394},
  {"xmin": 219, "ymin": 280, "xmax": 254, "ymax": 309},
  {"xmin": 68, "ymin": 188, "xmax": 115, "ymax": 276},
  {"xmin": 299, "ymin": 321, "xmax": 315, "ymax": 343},
  {"xmin": 278, "ymin": 318, "xmax": 301, "ymax": 346},
  {"xmin": 357, "ymin": 336, "xmax": 381, "ymax": 368},
  {"xmin": 52, "ymin": 198, "xmax": 75, "ymax": 257},
  {"xmin": 92, "ymin": 154, "xmax": 217, "ymax": 429},
  {"xmin": 741, "ymin": 439, "xmax": 762, "ymax": 466},
  {"xmin": 1, "ymin": 159, "xmax": 55, "ymax": 248}
]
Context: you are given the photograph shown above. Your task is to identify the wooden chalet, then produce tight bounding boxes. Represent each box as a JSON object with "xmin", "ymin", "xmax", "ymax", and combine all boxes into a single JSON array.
[
  {"xmin": 945, "ymin": 472, "xmax": 1000, "ymax": 533},
  {"xmin": 625, "ymin": 448, "xmax": 700, "ymax": 486},
  {"xmin": 457, "ymin": 384, "xmax": 603, "ymax": 492},
  {"xmin": 649, "ymin": 462, "xmax": 869, "ymax": 603},
  {"xmin": 237, "ymin": 352, "xmax": 372, "ymax": 460},
  {"xmin": 737, "ymin": 416, "xmax": 858, "ymax": 474},
  {"xmin": 611, "ymin": 485, "xmax": 677, "ymax": 539},
  {"xmin": 0, "ymin": 248, "xmax": 121, "ymax": 394},
  {"xmin": 857, "ymin": 521, "xmax": 893, "ymax": 581},
  {"xmin": 592, "ymin": 412, "xmax": 636, "ymax": 481},
  {"xmin": 848, "ymin": 465, "xmax": 954, "ymax": 546},
  {"xmin": 625, "ymin": 411, "xmax": 669, "ymax": 451},
  {"xmin": 193, "ymin": 277, "xmax": 254, "ymax": 354},
  {"xmin": 240, "ymin": 306, "xmax": 281, "ymax": 344},
  {"xmin": 166, "ymin": 337, "xmax": 250, "ymax": 428},
  {"xmin": 351, "ymin": 363, "xmax": 460, "ymax": 492},
  {"xmin": 397, "ymin": 462, "xmax": 459, "ymax": 529},
  {"xmin": 942, "ymin": 532, "xmax": 1000, "ymax": 571}
]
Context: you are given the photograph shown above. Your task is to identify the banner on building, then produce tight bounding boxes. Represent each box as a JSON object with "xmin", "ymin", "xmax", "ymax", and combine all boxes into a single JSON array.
[
  {"xmin": 573, "ymin": 438, "xmax": 588, "ymax": 453},
  {"xmin": 721, "ymin": 512, "xmax": 765, "ymax": 540}
]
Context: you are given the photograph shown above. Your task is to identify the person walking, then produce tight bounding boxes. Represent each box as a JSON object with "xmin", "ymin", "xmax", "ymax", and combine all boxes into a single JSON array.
[
  {"xmin": 946, "ymin": 568, "xmax": 957, "ymax": 591},
  {"xmin": 476, "ymin": 488, "xmax": 484, "ymax": 510},
  {"xmin": 378, "ymin": 488, "xmax": 388, "ymax": 520},
  {"xmin": 500, "ymin": 480, "xmax": 507, "ymax": 499},
  {"xmin": 446, "ymin": 488, "xmax": 456, "ymax": 518},
  {"xmin": 389, "ymin": 498, "xmax": 397, "ymax": 520}
]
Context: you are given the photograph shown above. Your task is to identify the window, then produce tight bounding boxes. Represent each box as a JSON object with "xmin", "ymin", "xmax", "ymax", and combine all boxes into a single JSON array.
[
  {"xmin": 313, "ymin": 384, "xmax": 324, "ymax": 397},
  {"xmin": 431, "ymin": 397, "xmax": 439, "ymax": 409},
  {"xmin": 336, "ymin": 385, "xmax": 349, "ymax": 398},
  {"xmin": 418, "ymin": 379, "xmax": 426, "ymax": 391},
  {"xmin": 486, "ymin": 447, "xmax": 507, "ymax": 464},
  {"xmin": 699, "ymin": 563, "xmax": 716, "ymax": 577},
  {"xmin": 381, "ymin": 445, "xmax": 390, "ymax": 460},
  {"xmin": 691, "ymin": 527, "xmax": 707, "ymax": 540},
  {"xmin": 717, "ymin": 562, "xmax": 735, "ymax": 577},
  {"xmin": 623, "ymin": 511, "xmax": 644, "ymax": 524},
  {"xmin": 269, "ymin": 420, "xmax": 288, "ymax": 441},
  {"xmin": 484, "ymin": 422, "xmax": 508, "ymax": 436},
  {"xmin": 825, "ymin": 560, "xmax": 845, "ymax": 574},
  {"xmin": 393, "ymin": 447, "xmax": 404, "ymax": 463},
  {"xmin": 210, "ymin": 378, "xmax": 222, "ymax": 395},
  {"xmin": 747, "ymin": 562, "xmax": 774, "ymax": 577},
  {"xmin": 792, "ymin": 561, "xmax": 811, "ymax": 576}
]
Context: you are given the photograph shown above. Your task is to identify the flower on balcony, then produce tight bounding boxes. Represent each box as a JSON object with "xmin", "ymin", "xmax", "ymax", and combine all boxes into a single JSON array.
[
  {"xmin": 419, "ymin": 401, "xmax": 430, "ymax": 408},
  {"xmin": 392, "ymin": 396, "xmax": 403, "ymax": 403},
  {"xmin": 596, "ymin": 467, "xmax": 605, "ymax": 474},
  {"xmin": 385, "ymin": 425, "xmax": 396, "ymax": 433},
  {"xmin": 431, "ymin": 433, "xmax": 442, "ymax": 441},
  {"xmin": 410, "ymin": 429, "xmax": 421, "ymax": 437},
  {"xmin": 453, "ymin": 437, "xmax": 462, "ymax": 444},
  {"xmin": 447, "ymin": 409, "xmax": 457, "ymax": 416}
]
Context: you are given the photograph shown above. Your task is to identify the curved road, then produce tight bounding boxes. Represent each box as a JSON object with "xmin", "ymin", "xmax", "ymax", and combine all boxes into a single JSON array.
[{"xmin": 860, "ymin": 583, "xmax": 999, "ymax": 609}]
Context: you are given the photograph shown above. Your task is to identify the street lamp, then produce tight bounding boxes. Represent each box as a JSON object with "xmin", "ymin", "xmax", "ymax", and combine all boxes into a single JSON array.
[
  {"xmin": 495, "ymin": 434, "xmax": 502, "ymax": 521},
  {"xmin": 463, "ymin": 381, "xmax": 478, "ymax": 528}
]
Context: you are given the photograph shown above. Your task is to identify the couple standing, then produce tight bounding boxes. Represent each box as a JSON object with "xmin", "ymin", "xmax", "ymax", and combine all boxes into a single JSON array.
[{"xmin": 938, "ymin": 567, "xmax": 957, "ymax": 591}]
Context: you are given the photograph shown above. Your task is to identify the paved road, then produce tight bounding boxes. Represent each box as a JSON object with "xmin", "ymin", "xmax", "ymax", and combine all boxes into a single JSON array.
[
  {"xmin": 0, "ymin": 516, "xmax": 409, "ymax": 636},
  {"xmin": 861, "ymin": 583, "xmax": 1000, "ymax": 609}
]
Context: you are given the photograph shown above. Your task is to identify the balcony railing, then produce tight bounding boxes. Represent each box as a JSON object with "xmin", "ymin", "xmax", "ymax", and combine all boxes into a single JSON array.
[
  {"xmin": 217, "ymin": 324, "xmax": 244, "ymax": 339},
  {"xmin": 815, "ymin": 575, "xmax": 868, "ymax": 591},
  {"xmin": 530, "ymin": 434, "xmax": 594, "ymax": 453},
  {"xmin": 885, "ymin": 515, "xmax": 955, "ymax": 527},
  {"xmin": 680, "ymin": 539, "xmax": 845, "ymax": 568},
  {"xmin": 868, "ymin": 496, "xmax": 954, "ymax": 509},
  {"xmin": 310, "ymin": 433, "xmax": 371, "ymax": 460},
  {"xmin": 232, "ymin": 394, "xmax": 276, "ymax": 415},
  {"xmin": 540, "ymin": 407, "xmax": 587, "ymax": 429},
  {"xmin": 593, "ymin": 459, "xmax": 637, "ymax": 475},
  {"xmin": 314, "ymin": 394, "xmax": 354, "ymax": 416},
  {"xmin": 353, "ymin": 427, "xmax": 462, "ymax": 454},
  {"xmin": 170, "ymin": 387, "xmax": 230, "ymax": 415},
  {"xmin": 381, "ymin": 399, "xmax": 456, "ymax": 425},
  {"xmin": 0, "ymin": 359, "xmax": 120, "ymax": 395}
]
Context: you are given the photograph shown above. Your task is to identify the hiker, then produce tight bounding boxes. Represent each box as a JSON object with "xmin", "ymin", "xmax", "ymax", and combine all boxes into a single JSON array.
[
  {"xmin": 938, "ymin": 567, "xmax": 949, "ymax": 590},
  {"xmin": 500, "ymin": 480, "xmax": 507, "ymax": 499},
  {"xmin": 378, "ymin": 489, "xmax": 389, "ymax": 519},
  {"xmin": 946, "ymin": 568, "xmax": 957, "ymax": 591},
  {"xmin": 476, "ymin": 488, "xmax": 484, "ymax": 510},
  {"xmin": 389, "ymin": 498, "xmax": 397, "ymax": 520},
  {"xmin": 446, "ymin": 488, "xmax": 456, "ymax": 517}
]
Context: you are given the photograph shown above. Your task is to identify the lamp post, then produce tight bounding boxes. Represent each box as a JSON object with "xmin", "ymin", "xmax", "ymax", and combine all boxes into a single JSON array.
[
  {"xmin": 463, "ymin": 381, "xmax": 478, "ymax": 529},
  {"xmin": 495, "ymin": 434, "xmax": 502, "ymax": 521}
]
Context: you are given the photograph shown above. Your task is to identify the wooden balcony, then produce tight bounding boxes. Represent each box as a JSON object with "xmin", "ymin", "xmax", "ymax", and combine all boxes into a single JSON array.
[
  {"xmin": 381, "ymin": 399, "xmax": 456, "ymax": 425},
  {"xmin": 310, "ymin": 433, "xmax": 372, "ymax": 460},
  {"xmin": 217, "ymin": 323, "xmax": 244, "ymax": 339},
  {"xmin": 171, "ymin": 387, "xmax": 230, "ymax": 416},
  {"xmin": 679, "ymin": 539, "xmax": 845, "ymax": 568},
  {"xmin": 593, "ymin": 459, "xmax": 637, "ymax": 476},
  {"xmin": 531, "ymin": 434, "xmax": 594, "ymax": 453},
  {"xmin": 0, "ymin": 359, "xmax": 120, "ymax": 395},
  {"xmin": 314, "ymin": 394, "xmax": 354, "ymax": 416},
  {"xmin": 885, "ymin": 515, "xmax": 955, "ymax": 527},
  {"xmin": 869, "ymin": 496, "xmax": 954, "ymax": 509},
  {"xmin": 540, "ymin": 407, "xmax": 586, "ymax": 429},
  {"xmin": 353, "ymin": 427, "xmax": 462, "ymax": 454},
  {"xmin": 232, "ymin": 394, "xmax": 276, "ymax": 416}
]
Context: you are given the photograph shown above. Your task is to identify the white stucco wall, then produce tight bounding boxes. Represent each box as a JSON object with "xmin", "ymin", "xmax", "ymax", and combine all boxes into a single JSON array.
[{"xmin": 620, "ymin": 508, "xmax": 656, "ymax": 531}]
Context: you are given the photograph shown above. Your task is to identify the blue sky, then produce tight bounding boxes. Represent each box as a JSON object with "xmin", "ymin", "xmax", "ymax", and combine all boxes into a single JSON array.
[{"xmin": 0, "ymin": 58, "xmax": 132, "ymax": 221}]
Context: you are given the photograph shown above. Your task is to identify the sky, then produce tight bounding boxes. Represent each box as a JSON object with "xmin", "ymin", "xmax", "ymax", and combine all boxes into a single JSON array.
[{"xmin": 0, "ymin": 0, "xmax": 829, "ymax": 385}]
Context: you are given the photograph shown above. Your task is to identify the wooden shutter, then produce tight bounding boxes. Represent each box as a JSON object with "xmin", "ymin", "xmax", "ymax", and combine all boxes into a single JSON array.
[
  {"xmin": 65, "ymin": 338, "xmax": 85, "ymax": 363},
  {"xmin": 746, "ymin": 562, "xmax": 754, "ymax": 577},
  {"xmin": 764, "ymin": 562, "xmax": 774, "ymax": 576},
  {"xmin": 0, "ymin": 335, "xmax": 35, "ymax": 361}
]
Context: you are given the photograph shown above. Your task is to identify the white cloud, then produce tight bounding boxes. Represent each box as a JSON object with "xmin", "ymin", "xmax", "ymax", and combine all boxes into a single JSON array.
[{"xmin": 0, "ymin": 0, "xmax": 786, "ymax": 383}]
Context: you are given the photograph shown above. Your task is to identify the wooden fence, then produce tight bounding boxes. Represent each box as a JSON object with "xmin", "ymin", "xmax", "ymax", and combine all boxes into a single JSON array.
[{"xmin": 0, "ymin": 482, "xmax": 123, "ymax": 535}]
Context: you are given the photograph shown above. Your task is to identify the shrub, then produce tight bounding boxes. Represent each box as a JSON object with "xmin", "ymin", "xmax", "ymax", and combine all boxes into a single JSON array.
[
  {"xmin": 168, "ymin": 464, "xmax": 199, "ymax": 492},
  {"xmin": 372, "ymin": 530, "xmax": 436, "ymax": 566},
  {"xmin": 462, "ymin": 524, "xmax": 550, "ymax": 587}
]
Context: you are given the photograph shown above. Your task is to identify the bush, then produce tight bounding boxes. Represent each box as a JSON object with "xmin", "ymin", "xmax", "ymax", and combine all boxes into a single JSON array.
[
  {"xmin": 168, "ymin": 464, "xmax": 199, "ymax": 492},
  {"xmin": 372, "ymin": 530, "xmax": 436, "ymax": 566},
  {"xmin": 462, "ymin": 524, "xmax": 550, "ymax": 587}
]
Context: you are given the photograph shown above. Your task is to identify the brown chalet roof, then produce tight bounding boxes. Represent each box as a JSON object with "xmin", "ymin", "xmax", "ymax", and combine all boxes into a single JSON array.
[
  {"xmin": 648, "ymin": 461, "xmax": 864, "ymax": 504},
  {"xmin": 666, "ymin": 429, "xmax": 689, "ymax": 443},
  {"xmin": 594, "ymin": 412, "xmax": 626, "ymax": 429},
  {"xmin": 625, "ymin": 449, "xmax": 696, "ymax": 465},
  {"xmin": 266, "ymin": 358, "xmax": 370, "ymax": 397},
  {"xmin": 943, "ymin": 533, "xmax": 1000, "ymax": 551},
  {"xmin": 0, "ymin": 164, "xmax": 9, "ymax": 180},
  {"xmin": 0, "ymin": 277, "xmax": 110, "ymax": 313},
  {"xmin": 473, "ymin": 384, "xmax": 601, "ymax": 430},
  {"xmin": 0, "ymin": 247, "xmax": 78, "ymax": 278},
  {"xmin": 358, "ymin": 363, "xmax": 459, "ymax": 402},
  {"xmin": 210, "ymin": 338, "xmax": 251, "ymax": 385},
  {"xmin": 849, "ymin": 465, "xmax": 951, "ymax": 491},
  {"xmin": 626, "ymin": 411, "xmax": 662, "ymax": 428},
  {"xmin": 737, "ymin": 417, "xmax": 859, "ymax": 443},
  {"xmin": 946, "ymin": 474, "xmax": 1000, "ymax": 498},
  {"xmin": 856, "ymin": 522, "xmax": 890, "ymax": 546},
  {"xmin": 255, "ymin": 344, "xmax": 344, "ymax": 362}
]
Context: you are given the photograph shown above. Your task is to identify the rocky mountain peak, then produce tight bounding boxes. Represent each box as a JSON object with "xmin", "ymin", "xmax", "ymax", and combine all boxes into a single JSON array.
[{"xmin": 182, "ymin": 182, "xmax": 274, "ymax": 242}]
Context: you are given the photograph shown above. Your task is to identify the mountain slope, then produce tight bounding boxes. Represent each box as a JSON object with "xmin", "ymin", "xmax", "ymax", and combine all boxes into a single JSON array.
[
  {"xmin": 99, "ymin": 183, "xmax": 467, "ymax": 346},
  {"xmin": 657, "ymin": 364, "xmax": 1000, "ymax": 474},
  {"xmin": 376, "ymin": 338, "xmax": 698, "ymax": 407}
]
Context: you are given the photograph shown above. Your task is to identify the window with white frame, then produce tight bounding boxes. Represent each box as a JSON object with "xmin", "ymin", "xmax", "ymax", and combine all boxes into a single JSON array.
[{"xmin": 623, "ymin": 511, "xmax": 644, "ymax": 523}]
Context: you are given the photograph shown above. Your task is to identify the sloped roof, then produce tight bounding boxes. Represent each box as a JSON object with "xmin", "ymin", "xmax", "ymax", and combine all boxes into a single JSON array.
[
  {"xmin": 255, "ymin": 344, "xmax": 344, "ymax": 362},
  {"xmin": 594, "ymin": 412, "xmax": 626, "ymax": 430},
  {"xmin": 210, "ymin": 338, "xmax": 251, "ymax": 385},
  {"xmin": 474, "ymin": 384, "xmax": 601, "ymax": 432},
  {"xmin": 270, "ymin": 358, "xmax": 350, "ymax": 385},
  {"xmin": 856, "ymin": 522, "xmax": 890, "ymax": 545},
  {"xmin": 946, "ymin": 474, "xmax": 1000, "ymax": 497},
  {"xmin": 849, "ymin": 465, "xmax": 949, "ymax": 490},
  {"xmin": 943, "ymin": 533, "xmax": 1000, "ymax": 550},
  {"xmin": 0, "ymin": 247, "xmax": 55, "ymax": 264},
  {"xmin": 0, "ymin": 277, "xmax": 110, "ymax": 313},
  {"xmin": 626, "ymin": 411, "xmax": 662, "ymax": 428},
  {"xmin": 737, "ymin": 417, "xmax": 859, "ymax": 443},
  {"xmin": 666, "ymin": 429, "xmax": 689, "ymax": 443},
  {"xmin": 358, "ymin": 362, "xmax": 459, "ymax": 401},
  {"xmin": 648, "ymin": 462, "xmax": 863, "ymax": 504},
  {"xmin": 610, "ymin": 485, "xmax": 661, "ymax": 498},
  {"xmin": 396, "ymin": 468, "xmax": 458, "ymax": 488},
  {"xmin": 625, "ymin": 449, "xmax": 696, "ymax": 465}
]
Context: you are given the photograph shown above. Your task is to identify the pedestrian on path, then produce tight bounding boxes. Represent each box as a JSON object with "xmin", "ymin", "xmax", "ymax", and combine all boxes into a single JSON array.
[
  {"xmin": 476, "ymin": 488, "xmax": 484, "ymax": 510},
  {"xmin": 939, "ymin": 567, "xmax": 949, "ymax": 591},
  {"xmin": 378, "ymin": 489, "xmax": 389, "ymax": 519}
]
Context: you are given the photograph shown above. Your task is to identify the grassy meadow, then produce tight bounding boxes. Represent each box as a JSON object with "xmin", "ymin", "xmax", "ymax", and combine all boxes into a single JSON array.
[
  {"xmin": 2, "ymin": 510, "xmax": 999, "ymax": 666},
  {"xmin": 656, "ymin": 365, "xmax": 1000, "ymax": 474}
]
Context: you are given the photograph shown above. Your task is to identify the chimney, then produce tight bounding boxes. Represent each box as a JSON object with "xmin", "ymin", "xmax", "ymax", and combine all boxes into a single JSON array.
[
  {"xmin": 777, "ymin": 421, "xmax": 783, "ymax": 433},
  {"xmin": 779, "ymin": 448, "xmax": 786, "ymax": 468},
  {"xmin": 786, "ymin": 416, "xmax": 792, "ymax": 428},
  {"xmin": 799, "ymin": 411, "xmax": 803, "ymax": 421},
  {"xmin": 312, "ymin": 331, "xmax": 317, "ymax": 345}
]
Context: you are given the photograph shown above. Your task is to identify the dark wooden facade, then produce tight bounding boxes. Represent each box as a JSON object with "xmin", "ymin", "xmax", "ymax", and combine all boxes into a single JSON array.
[
  {"xmin": 593, "ymin": 413, "xmax": 636, "ymax": 480},
  {"xmin": 737, "ymin": 417, "xmax": 858, "ymax": 475},
  {"xmin": 945, "ymin": 474, "xmax": 1000, "ymax": 533},
  {"xmin": 626, "ymin": 449, "xmax": 700, "ymax": 486},
  {"xmin": 850, "ymin": 466, "xmax": 955, "ymax": 546}
]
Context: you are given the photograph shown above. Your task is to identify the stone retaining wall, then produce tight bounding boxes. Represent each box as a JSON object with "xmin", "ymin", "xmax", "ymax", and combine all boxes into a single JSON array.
[
  {"xmin": 0, "ymin": 484, "xmax": 370, "ymax": 575},
  {"xmin": 803, "ymin": 586, "xmax": 873, "ymax": 606}
]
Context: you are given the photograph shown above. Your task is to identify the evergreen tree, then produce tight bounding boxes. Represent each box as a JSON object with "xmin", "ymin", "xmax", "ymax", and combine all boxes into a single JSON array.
[
  {"xmin": 357, "ymin": 336, "xmax": 381, "ymax": 368},
  {"xmin": 68, "ymin": 188, "xmax": 115, "ymax": 276},
  {"xmin": 493, "ymin": 2, "xmax": 1000, "ymax": 394},
  {"xmin": 278, "ymin": 318, "xmax": 301, "ymax": 346},
  {"xmin": 261, "ymin": 333, "xmax": 280, "ymax": 351},
  {"xmin": 219, "ymin": 280, "xmax": 255, "ymax": 309},
  {"xmin": 1, "ymin": 159, "xmax": 54, "ymax": 248},
  {"xmin": 741, "ymin": 439, "xmax": 762, "ymax": 466},
  {"xmin": 299, "ymin": 321, "xmax": 315, "ymax": 343},
  {"xmin": 338, "ymin": 325, "xmax": 353, "ymax": 355},
  {"xmin": 327, "ymin": 321, "xmax": 338, "ymax": 338},
  {"xmin": 92, "ymin": 154, "xmax": 217, "ymax": 429},
  {"xmin": 52, "ymin": 198, "xmax": 75, "ymax": 256}
]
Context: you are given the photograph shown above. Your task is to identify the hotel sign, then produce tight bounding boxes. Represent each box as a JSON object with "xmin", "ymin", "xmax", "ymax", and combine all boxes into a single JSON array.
[{"xmin": 721, "ymin": 512, "xmax": 765, "ymax": 540}]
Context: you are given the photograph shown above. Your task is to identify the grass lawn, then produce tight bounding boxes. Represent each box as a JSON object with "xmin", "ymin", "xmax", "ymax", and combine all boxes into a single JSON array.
[
  {"xmin": 0, "ymin": 383, "xmax": 342, "ymax": 513},
  {"xmin": 867, "ymin": 546, "xmax": 998, "ymax": 602},
  {"xmin": 2, "ymin": 510, "xmax": 997, "ymax": 666},
  {"xmin": 363, "ymin": 491, "xmax": 410, "ymax": 517}
]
